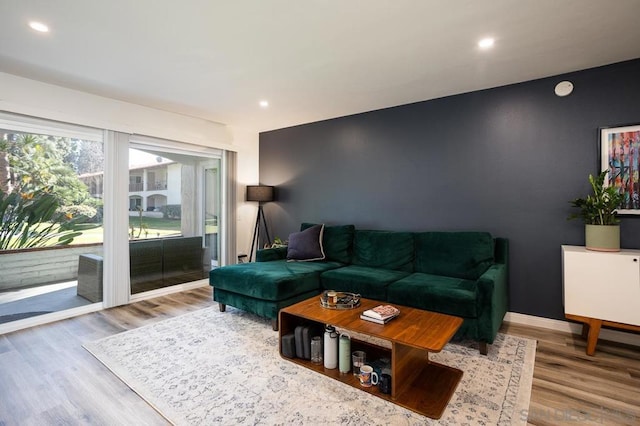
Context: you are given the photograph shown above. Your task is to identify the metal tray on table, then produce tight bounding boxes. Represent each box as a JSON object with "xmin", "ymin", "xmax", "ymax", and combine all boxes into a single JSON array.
[{"xmin": 319, "ymin": 290, "xmax": 361, "ymax": 310}]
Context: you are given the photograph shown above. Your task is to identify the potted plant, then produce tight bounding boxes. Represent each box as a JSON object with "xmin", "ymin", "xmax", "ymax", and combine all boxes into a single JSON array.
[
  {"xmin": 568, "ymin": 169, "xmax": 623, "ymax": 251},
  {"xmin": 270, "ymin": 236, "xmax": 288, "ymax": 248}
]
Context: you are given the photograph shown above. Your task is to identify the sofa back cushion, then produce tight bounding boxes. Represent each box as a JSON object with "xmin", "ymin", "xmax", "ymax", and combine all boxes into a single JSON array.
[
  {"xmin": 414, "ymin": 232, "xmax": 494, "ymax": 280},
  {"xmin": 352, "ymin": 230, "xmax": 414, "ymax": 272},
  {"xmin": 301, "ymin": 223, "xmax": 355, "ymax": 264}
]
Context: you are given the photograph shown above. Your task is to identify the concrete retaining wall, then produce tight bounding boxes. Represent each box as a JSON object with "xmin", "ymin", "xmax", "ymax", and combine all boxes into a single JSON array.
[{"xmin": 0, "ymin": 244, "xmax": 103, "ymax": 291}]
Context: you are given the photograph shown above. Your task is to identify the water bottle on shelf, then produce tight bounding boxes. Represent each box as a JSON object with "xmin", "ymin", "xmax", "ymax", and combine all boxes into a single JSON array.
[
  {"xmin": 338, "ymin": 332, "xmax": 351, "ymax": 374},
  {"xmin": 323, "ymin": 325, "xmax": 338, "ymax": 369}
]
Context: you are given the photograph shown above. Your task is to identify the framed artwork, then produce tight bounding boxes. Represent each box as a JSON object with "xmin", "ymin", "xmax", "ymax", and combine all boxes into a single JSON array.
[{"xmin": 600, "ymin": 123, "xmax": 640, "ymax": 214}]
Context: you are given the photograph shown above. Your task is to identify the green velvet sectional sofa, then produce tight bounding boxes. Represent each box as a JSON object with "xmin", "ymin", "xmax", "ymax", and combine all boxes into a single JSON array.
[{"xmin": 210, "ymin": 224, "xmax": 508, "ymax": 354}]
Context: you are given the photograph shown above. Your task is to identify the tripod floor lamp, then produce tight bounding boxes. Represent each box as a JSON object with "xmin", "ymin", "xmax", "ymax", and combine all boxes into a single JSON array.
[{"xmin": 247, "ymin": 185, "xmax": 275, "ymax": 261}]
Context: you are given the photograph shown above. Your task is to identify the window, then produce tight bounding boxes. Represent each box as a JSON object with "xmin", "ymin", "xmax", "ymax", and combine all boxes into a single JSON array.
[{"xmin": 0, "ymin": 113, "xmax": 105, "ymax": 322}]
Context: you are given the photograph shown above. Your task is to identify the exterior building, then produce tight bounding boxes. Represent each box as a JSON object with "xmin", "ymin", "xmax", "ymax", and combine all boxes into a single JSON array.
[{"xmin": 79, "ymin": 159, "xmax": 181, "ymax": 218}]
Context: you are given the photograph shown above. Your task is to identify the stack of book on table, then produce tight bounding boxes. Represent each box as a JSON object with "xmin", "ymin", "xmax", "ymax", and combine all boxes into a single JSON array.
[{"xmin": 360, "ymin": 304, "xmax": 400, "ymax": 324}]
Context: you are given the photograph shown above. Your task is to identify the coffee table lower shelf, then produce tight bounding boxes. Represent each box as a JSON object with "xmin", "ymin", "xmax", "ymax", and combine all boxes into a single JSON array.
[{"xmin": 279, "ymin": 310, "xmax": 463, "ymax": 419}]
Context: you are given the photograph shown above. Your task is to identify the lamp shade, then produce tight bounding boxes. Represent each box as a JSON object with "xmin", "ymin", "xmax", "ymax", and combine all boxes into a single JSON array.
[{"xmin": 246, "ymin": 185, "xmax": 275, "ymax": 202}]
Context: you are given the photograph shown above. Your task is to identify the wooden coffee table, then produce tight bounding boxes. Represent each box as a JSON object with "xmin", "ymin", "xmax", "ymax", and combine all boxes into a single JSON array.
[{"xmin": 279, "ymin": 296, "xmax": 463, "ymax": 419}]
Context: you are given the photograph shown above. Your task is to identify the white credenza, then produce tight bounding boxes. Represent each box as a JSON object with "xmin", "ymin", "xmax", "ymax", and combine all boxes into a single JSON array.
[{"xmin": 562, "ymin": 245, "xmax": 640, "ymax": 355}]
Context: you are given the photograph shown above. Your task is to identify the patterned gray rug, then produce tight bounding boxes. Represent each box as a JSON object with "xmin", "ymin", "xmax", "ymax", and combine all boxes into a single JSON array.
[{"xmin": 84, "ymin": 307, "xmax": 535, "ymax": 425}]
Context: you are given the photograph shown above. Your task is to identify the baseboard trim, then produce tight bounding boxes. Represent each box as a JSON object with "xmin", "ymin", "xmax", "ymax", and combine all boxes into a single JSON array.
[
  {"xmin": 129, "ymin": 279, "xmax": 209, "ymax": 302},
  {"xmin": 505, "ymin": 311, "xmax": 640, "ymax": 348}
]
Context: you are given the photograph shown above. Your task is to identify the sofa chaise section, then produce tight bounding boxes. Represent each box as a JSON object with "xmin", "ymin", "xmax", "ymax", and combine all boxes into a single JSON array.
[
  {"xmin": 211, "ymin": 259, "xmax": 343, "ymax": 330},
  {"xmin": 210, "ymin": 224, "xmax": 355, "ymax": 330}
]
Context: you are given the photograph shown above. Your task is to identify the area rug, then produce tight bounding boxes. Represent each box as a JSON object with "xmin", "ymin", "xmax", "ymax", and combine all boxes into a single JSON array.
[{"xmin": 84, "ymin": 307, "xmax": 536, "ymax": 425}]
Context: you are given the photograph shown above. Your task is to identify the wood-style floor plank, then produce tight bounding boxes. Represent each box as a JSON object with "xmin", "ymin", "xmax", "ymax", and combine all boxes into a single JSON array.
[
  {"xmin": 501, "ymin": 322, "xmax": 640, "ymax": 426},
  {"xmin": 0, "ymin": 287, "xmax": 639, "ymax": 425},
  {"xmin": 0, "ymin": 286, "xmax": 213, "ymax": 426}
]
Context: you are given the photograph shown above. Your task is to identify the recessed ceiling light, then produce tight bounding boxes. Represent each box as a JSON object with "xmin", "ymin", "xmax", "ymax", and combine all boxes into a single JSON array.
[
  {"xmin": 29, "ymin": 21, "xmax": 49, "ymax": 33},
  {"xmin": 478, "ymin": 38, "xmax": 495, "ymax": 49},
  {"xmin": 259, "ymin": 100, "xmax": 269, "ymax": 108}
]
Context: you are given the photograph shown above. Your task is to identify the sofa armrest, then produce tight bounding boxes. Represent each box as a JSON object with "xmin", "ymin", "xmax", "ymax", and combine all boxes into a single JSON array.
[
  {"xmin": 476, "ymin": 263, "xmax": 509, "ymax": 344},
  {"xmin": 256, "ymin": 246, "xmax": 287, "ymax": 262},
  {"xmin": 494, "ymin": 237, "xmax": 508, "ymax": 265}
]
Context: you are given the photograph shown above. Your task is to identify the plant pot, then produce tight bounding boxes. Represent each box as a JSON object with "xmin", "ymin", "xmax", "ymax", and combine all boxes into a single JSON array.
[{"xmin": 585, "ymin": 224, "xmax": 620, "ymax": 252}]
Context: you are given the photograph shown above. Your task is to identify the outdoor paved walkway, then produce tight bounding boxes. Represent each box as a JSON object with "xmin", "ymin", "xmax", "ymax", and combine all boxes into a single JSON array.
[{"xmin": 0, "ymin": 281, "xmax": 91, "ymax": 324}]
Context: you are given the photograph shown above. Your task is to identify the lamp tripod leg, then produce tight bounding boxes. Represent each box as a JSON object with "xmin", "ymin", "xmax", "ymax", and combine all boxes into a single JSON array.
[
  {"xmin": 249, "ymin": 208, "xmax": 261, "ymax": 262},
  {"xmin": 259, "ymin": 207, "xmax": 272, "ymax": 247}
]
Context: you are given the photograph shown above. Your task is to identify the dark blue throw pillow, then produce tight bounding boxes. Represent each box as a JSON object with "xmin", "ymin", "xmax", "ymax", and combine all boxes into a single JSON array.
[{"xmin": 287, "ymin": 224, "xmax": 325, "ymax": 261}]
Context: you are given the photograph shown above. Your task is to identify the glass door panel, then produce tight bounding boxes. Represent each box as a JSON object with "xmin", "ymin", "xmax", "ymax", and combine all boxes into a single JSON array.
[
  {"xmin": 0, "ymin": 130, "xmax": 104, "ymax": 323},
  {"xmin": 127, "ymin": 147, "xmax": 221, "ymax": 295},
  {"xmin": 204, "ymin": 161, "xmax": 221, "ymax": 270}
]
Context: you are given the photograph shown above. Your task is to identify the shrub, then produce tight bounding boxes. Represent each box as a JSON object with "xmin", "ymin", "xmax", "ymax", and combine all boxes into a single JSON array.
[
  {"xmin": 162, "ymin": 204, "xmax": 181, "ymax": 219},
  {"xmin": 0, "ymin": 186, "xmax": 95, "ymax": 249}
]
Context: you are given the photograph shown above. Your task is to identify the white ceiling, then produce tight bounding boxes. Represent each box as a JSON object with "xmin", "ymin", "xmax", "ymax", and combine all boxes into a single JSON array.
[{"xmin": 1, "ymin": 0, "xmax": 640, "ymax": 133}]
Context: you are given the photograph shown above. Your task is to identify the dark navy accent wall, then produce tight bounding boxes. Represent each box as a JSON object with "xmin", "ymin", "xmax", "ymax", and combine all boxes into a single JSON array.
[{"xmin": 259, "ymin": 59, "xmax": 640, "ymax": 320}]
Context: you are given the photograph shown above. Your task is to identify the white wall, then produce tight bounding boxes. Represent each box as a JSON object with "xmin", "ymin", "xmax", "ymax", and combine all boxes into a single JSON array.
[
  {"xmin": 167, "ymin": 163, "xmax": 182, "ymax": 204},
  {"xmin": 0, "ymin": 72, "xmax": 260, "ymax": 256},
  {"xmin": 229, "ymin": 127, "xmax": 260, "ymax": 257},
  {"xmin": 0, "ymin": 73, "xmax": 233, "ymax": 147}
]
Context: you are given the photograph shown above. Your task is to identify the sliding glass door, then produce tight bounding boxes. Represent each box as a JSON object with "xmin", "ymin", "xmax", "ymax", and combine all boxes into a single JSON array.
[
  {"xmin": 127, "ymin": 141, "xmax": 222, "ymax": 295},
  {"xmin": 0, "ymin": 112, "xmax": 234, "ymax": 329}
]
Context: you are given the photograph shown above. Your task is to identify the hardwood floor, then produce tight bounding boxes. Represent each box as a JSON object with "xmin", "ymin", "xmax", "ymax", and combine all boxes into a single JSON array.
[
  {"xmin": 0, "ymin": 287, "xmax": 213, "ymax": 426},
  {"xmin": 0, "ymin": 286, "xmax": 638, "ymax": 425},
  {"xmin": 501, "ymin": 322, "xmax": 640, "ymax": 426}
]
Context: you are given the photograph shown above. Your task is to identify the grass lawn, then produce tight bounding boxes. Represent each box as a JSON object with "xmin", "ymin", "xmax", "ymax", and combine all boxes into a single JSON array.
[
  {"xmin": 2, "ymin": 217, "xmax": 217, "ymax": 247},
  {"xmin": 72, "ymin": 217, "xmax": 183, "ymax": 244}
]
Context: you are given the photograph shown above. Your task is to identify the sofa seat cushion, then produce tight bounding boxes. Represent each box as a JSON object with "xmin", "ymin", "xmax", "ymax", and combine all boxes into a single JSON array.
[
  {"xmin": 414, "ymin": 232, "xmax": 494, "ymax": 280},
  {"xmin": 210, "ymin": 260, "xmax": 342, "ymax": 301},
  {"xmin": 320, "ymin": 265, "xmax": 410, "ymax": 300},
  {"xmin": 387, "ymin": 273, "xmax": 478, "ymax": 318}
]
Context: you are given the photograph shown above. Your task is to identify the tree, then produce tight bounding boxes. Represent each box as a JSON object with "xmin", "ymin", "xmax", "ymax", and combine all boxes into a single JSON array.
[
  {"xmin": 0, "ymin": 132, "xmax": 100, "ymax": 249},
  {"xmin": 0, "ymin": 149, "xmax": 11, "ymax": 194},
  {"xmin": 75, "ymin": 140, "xmax": 105, "ymax": 175},
  {"xmin": 1, "ymin": 133, "xmax": 102, "ymax": 214},
  {"xmin": 8, "ymin": 134, "xmax": 92, "ymax": 206},
  {"xmin": 0, "ymin": 133, "xmax": 16, "ymax": 193}
]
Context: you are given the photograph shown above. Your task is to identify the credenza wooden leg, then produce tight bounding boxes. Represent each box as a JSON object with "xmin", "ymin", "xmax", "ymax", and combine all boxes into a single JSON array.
[
  {"xmin": 581, "ymin": 323, "xmax": 589, "ymax": 339},
  {"xmin": 567, "ymin": 313, "xmax": 640, "ymax": 356},
  {"xmin": 586, "ymin": 319, "xmax": 602, "ymax": 356}
]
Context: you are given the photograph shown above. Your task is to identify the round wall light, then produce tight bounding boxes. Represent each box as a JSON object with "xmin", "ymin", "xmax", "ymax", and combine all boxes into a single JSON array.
[{"xmin": 554, "ymin": 81, "xmax": 574, "ymax": 97}]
